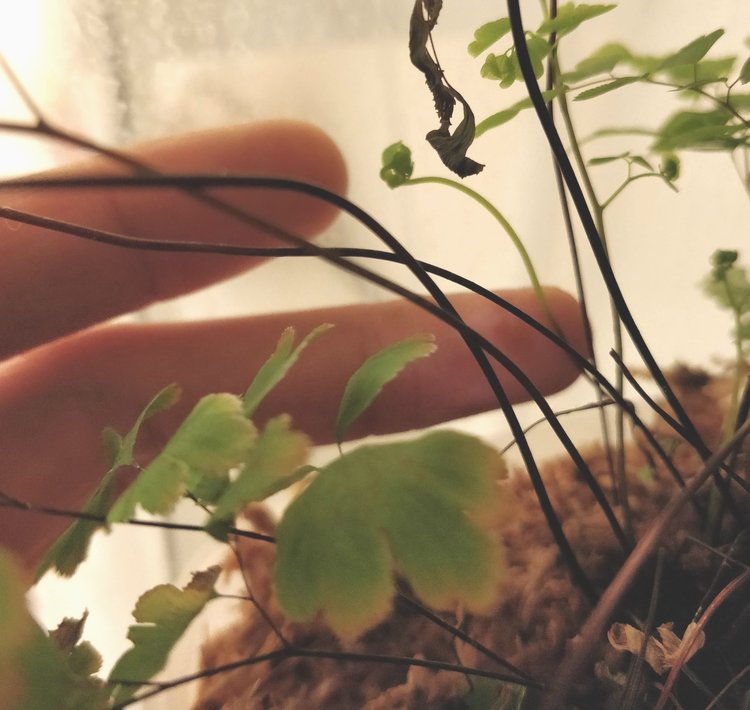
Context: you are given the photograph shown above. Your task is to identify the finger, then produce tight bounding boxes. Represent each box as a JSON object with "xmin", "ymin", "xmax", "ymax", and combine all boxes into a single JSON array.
[
  {"xmin": 0, "ymin": 121, "xmax": 347, "ymax": 358},
  {"xmin": 0, "ymin": 287, "xmax": 586, "ymax": 566}
]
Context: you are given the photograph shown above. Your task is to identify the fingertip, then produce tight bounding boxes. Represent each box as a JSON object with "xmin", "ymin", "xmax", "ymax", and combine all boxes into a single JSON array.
[
  {"xmin": 520, "ymin": 286, "xmax": 590, "ymax": 396},
  {"xmin": 455, "ymin": 287, "xmax": 589, "ymax": 404},
  {"xmin": 261, "ymin": 120, "xmax": 349, "ymax": 193},
  {"xmin": 542, "ymin": 286, "xmax": 591, "ymax": 358},
  {"xmin": 226, "ymin": 120, "xmax": 348, "ymax": 234},
  {"xmin": 129, "ymin": 118, "xmax": 349, "ymax": 236}
]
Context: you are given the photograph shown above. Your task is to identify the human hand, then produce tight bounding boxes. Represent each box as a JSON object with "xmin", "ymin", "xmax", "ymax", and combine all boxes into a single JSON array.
[{"xmin": 0, "ymin": 120, "xmax": 586, "ymax": 567}]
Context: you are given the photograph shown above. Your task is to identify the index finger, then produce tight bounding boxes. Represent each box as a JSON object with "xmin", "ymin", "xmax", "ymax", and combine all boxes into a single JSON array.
[{"xmin": 0, "ymin": 121, "xmax": 347, "ymax": 359}]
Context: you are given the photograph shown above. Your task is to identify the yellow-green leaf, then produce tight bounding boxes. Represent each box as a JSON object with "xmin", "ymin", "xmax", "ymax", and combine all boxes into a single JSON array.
[
  {"xmin": 656, "ymin": 29, "xmax": 724, "ymax": 71},
  {"xmin": 563, "ymin": 42, "xmax": 633, "ymax": 81},
  {"xmin": 537, "ymin": 3, "xmax": 616, "ymax": 37},
  {"xmin": 108, "ymin": 394, "xmax": 255, "ymax": 522},
  {"xmin": 275, "ymin": 431, "xmax": 507, "ymax": 638},
  {"xmin": 108, "ymin": 566, "xmax": 220, "ymax": 704},
  {"xmin": 468, "ymin": 18, "xmax": 511, "ymax": 58},
  {"xmin": 207, "ymin": 416, "xmax": 311, "ymax": 540},
  {"xmin": 335, "ymin": 334, "xmax": 436, "ymax": 443},
  {"xmin": 475, "ymin": 90, "xmax": 558, "ymax": 137},
  {"xmin": 574, "ymin": 76, "xmax": 641, "ymax": 101},
  {"xmin": 243, "ymin": 325, "xmax": 332, "ymax": 417},
  {"xmin": 36, "ymin": 384, "xmax": 182, "ymax": 580}
]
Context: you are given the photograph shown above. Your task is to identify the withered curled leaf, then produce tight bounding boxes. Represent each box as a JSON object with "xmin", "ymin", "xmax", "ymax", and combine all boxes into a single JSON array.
[
  {"xmin": 608, "ymin": 621, "xmax": 705, "ymax": 674},
  {"xmin": 409, "ymin": 0, "xmax": 484, "ymax": 177}
]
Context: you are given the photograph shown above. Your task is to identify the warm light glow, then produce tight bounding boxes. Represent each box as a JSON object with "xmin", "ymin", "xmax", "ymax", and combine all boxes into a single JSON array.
[{"xmin": 0, "ymin": 0, "xmax": 63, "ymax": 176}]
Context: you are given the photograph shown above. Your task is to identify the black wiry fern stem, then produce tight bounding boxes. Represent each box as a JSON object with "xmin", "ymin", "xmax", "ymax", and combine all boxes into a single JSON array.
[
  {"xmin": 505, "ymin": 0, "xmax": 707, "ymax": 458},
  {"xmin": 2, "ymin": 176, "xmax": 632, "ymax": 590}
]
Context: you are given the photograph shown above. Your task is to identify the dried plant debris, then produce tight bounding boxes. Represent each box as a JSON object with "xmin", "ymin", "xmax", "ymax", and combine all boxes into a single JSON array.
[
  {"xmin": 409, "ymin": 0, "xmax": 484, "ymax": 177},
  {"xmin": 607, "ymin": 621, "xmax": 705, "ymax": 675}
]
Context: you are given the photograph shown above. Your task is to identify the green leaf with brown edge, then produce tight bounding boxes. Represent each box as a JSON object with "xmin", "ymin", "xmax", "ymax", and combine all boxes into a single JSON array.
[
  {"xmin": 206, "ymin": 415, "xmax": 311, "ymax": 541},
  {"xmin": 108, "ymin": 566, "xmax": 220, "ymax": 705},
  {"xmin": 468, "ymin": 18, "xmax": 511, "ymax": 57},
  {"xmin": 655, "ymin": 29, "xmax": 724, "ymax": 71},
  {"xmin": 49, "ymin": 613, "xmax": 89, "ymax": 655},
  {"xmin": 410, "ymin": 0, "xmax": 484, "ymax": 177},
  {"xmin": 243, "ymin": 324, "xmax": 332, "ymax": 417},
  {"xmin": 275, "ymin": 431, "xmax": 507, "ymax": 638},
  {"xmin": 108, "ymin": 394, "xmax": 255, "ymax": 522},
  {"xmin": 19, "ymin": 627, "xmax": 108, "ymax": 710},
  {"xmin": 335, "ymin": 334, "xmax": 436, "ymax": 443},
  {"xmin": 1, "ymin": 553, "xmax": 108, "ymax": 709},
  {"xmin": 68, "ymin": 642, "xmax": 103, "ymax": 678},
  {"xmin": 36, "ymin": 384, "xmax": 182, "ymax": 580},
  {"xmin": 49, "ymin": 613, "xmax": 104, "ymax": 685},
  {"xmin": 537, "ymin": 3, "xmax": 616, "ymax": 37}
]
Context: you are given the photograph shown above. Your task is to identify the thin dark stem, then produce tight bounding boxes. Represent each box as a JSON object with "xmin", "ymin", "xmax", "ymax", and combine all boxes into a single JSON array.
[
  {"xmin": 395, "ymin": 591, "xmax": 539, "ymax": 686},
  {"xmin": 113, "ymin": 644, "xmax": 534, "ymax": 708},
  {"xmin": 617, "ymin": 548, "xmax": 665, "ymax": 709},
  {"xmin": 645, "ymin": 77, "xmax": 750, "ymax": 130},
  {"xmin": 228, "ymin": 540, "xmax": 290, "ymax": 647},
  {"xmin": 728, "ymin": 376, "xmax": 750, "ymax": 482},
  {"xmin": 694, "ymin": 528, "xmax": 750, "ymax": 620},
  {"xmin": 703, "ymin": 663, "xmax": 750, "ymax": 710},
  {"xmin": 544, "ymin": 0, "xmax": 616, "ymax": 485},
  {"xmin": 553, "ymin": 52, "xmax": 631, "ymax": 536},
  {"xmin": 499, "ymin": 399, "xmax": 617, "ymax": 455},
  {"xmin": 0, "ymin": 119, "xmax": 158, "ymax": 174},
  {"xmin": 609, "ymin": 350, "xmax": 687, "ymax": 439},
  {"xmin": 684, "ymin": 535, "xmax": 750, "ymax": 571},
  {"xmin": 0, "ymin": 492, "xmax": 275, "ymax": 543}
]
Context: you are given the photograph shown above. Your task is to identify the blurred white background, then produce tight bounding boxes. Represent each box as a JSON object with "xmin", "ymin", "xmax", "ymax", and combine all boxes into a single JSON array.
[{"xmin": 2, "ymin": 0, "xmax": 750, "ymax": 700}]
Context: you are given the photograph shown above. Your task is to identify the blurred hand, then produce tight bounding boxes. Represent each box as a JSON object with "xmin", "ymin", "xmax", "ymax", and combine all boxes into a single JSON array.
[{"xmin": 0, "ymin": 120, "xmax": 586, "ymax": 565}]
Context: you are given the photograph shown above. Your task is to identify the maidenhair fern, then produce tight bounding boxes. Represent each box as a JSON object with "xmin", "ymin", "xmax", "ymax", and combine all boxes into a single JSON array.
[{"xmin": 11, "ymin": 326, "xmax": 511, "ymax": 707}]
